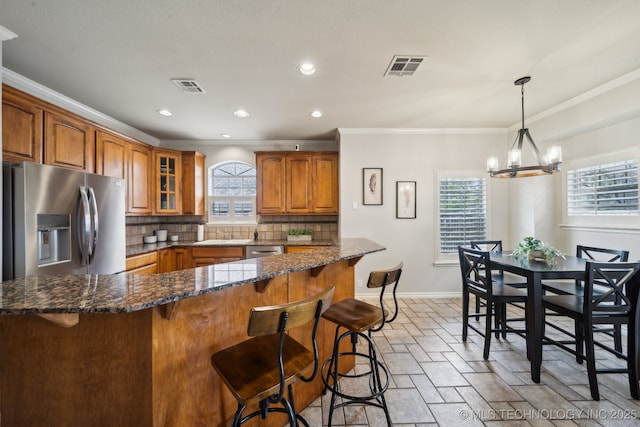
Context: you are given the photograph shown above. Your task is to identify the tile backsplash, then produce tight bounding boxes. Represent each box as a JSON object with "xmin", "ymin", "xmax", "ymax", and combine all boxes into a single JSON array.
[{"xmin": 126, "ymin": 215, "xmax": 338, "ymax": 245}]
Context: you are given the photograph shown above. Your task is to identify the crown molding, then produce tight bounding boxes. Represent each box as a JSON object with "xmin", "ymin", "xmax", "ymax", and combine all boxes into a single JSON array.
[
  {"xmin": 508, "ymin": 67, "xmax": 640, "ymax": 132},
  {"xmin": 338, "ymin": 127, "xmax": 506, "ymax": 136},
  {"xmin": 2, "ymin": 68, "xmax": 159, "ymax": 146},
  {"xmin": 0, "ymin": 26, "xmax": 18, "ymax": 42}
]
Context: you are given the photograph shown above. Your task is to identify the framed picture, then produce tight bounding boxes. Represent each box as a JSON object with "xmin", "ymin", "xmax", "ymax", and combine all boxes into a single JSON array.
[
  {"xmin": 363, "ymin": 168, "xmax": 383, "ymax": 205},
  {"xmin": 396, "ymin": 181, "xmax": 416, "ymax": 219}
]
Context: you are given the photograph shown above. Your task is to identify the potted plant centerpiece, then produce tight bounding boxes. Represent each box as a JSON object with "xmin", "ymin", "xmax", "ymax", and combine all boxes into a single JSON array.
[
  {"xmin": 287, "ymin": 229, "xmax": 313, "ymax": 242},
  {"xmin": 512, "ymin": 236, "xmax": 564, "ymax": 265}
]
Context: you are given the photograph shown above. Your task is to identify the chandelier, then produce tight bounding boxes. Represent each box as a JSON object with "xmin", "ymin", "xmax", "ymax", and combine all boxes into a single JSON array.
[{"xmin": 487, "ymin": 76, "xmax": 562, "ymax": 178}]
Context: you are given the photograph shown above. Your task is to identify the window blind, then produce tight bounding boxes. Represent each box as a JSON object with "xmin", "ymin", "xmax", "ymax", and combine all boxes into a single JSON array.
[
  {"xmin": 438, "ymin": 178, "xmax": 487, "ymax": 255},
  {"xmin": 567, "ymin": 159, "xmax": 638, "ymax": 216}
]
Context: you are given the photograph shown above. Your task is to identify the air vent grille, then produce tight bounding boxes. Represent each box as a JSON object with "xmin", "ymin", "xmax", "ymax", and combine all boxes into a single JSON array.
[
  {"xmin": 171, "ymin": 79, "xmax": 206, "ymax": 94},
  {"xmin": 384, "ymin": 55, "xmax": 427, "ymax": 77}
]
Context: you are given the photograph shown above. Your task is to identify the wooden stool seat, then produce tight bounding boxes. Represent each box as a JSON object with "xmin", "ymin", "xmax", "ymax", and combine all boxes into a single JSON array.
[
  {"xmin": 321, "ymin": 298, "xmax": 384, "ymax": 333},
  {"xmin": 211, "ymin": 334, "xmax": 314, "ymax": 406},
  {"xmin": 211, "ymin": 287, "xmax": 335, "ymax": 427}
]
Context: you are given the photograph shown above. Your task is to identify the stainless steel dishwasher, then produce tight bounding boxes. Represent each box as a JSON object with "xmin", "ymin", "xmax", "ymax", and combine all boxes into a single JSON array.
[{"xmin": 245, "ymin": 245, "xmax": 284, "ymax": 259}]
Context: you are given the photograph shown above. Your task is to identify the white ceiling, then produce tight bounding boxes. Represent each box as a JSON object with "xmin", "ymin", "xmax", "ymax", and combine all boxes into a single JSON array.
[{"xmin": 2, "ymin": 0, "xmax": 640, "ymax": 142}]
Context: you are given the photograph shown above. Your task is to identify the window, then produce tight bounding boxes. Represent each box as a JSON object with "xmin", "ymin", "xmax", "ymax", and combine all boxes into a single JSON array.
[
  {"xmin": 208, "ymin": 162, "xmax": 257, "ymax": 223},
  {"xmin": 567, "ymin": 159, "xmax": 638, "ymax": 216},
  {"xmin": 437, "ymin": 174, "xmax": 487, "ymax": 260}
]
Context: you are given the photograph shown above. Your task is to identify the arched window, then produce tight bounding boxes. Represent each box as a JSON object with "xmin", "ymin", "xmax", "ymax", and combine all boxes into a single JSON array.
[{"xmin": 208, "ymin": 162, "xmax": 257, "ymax": 223}]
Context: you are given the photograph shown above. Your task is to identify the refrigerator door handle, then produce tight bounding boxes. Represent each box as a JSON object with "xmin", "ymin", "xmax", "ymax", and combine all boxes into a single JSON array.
[
  {"xmin": 87, "ymin": 187, "xmax": 99, "ymax": 263},
  {"xmin": 76, "ymin": 187, "xmax": 91, "ymax": 266}
]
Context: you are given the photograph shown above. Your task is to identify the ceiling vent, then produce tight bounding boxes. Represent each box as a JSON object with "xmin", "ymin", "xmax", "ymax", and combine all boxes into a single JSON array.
[
  {"xmin": 171, "ymin": 79, "xmax": 206, "ymax": 94},
  {"xmin": 384, "ymin": 55, "xmax": 427, "ymax": 77}
]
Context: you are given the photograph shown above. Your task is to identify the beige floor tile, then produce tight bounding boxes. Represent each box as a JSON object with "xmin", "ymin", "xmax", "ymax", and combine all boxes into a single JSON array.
[{"xmin": 311, "ymin": 297, "xmax": 640, "ymax": 426}]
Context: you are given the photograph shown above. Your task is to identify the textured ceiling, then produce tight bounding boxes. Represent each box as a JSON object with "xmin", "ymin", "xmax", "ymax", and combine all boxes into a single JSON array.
[{"xmin": 2, "ymin": 0, "xmax": 640, "ymax": 142}]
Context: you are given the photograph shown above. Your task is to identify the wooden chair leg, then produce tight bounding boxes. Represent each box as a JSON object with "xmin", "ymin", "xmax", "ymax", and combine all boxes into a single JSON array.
[
  {"xmin": 575, "ymin": 319, "xmax": 584, "ymax": 364},
  {"xmin": 584, "ymin": 323, "xmax": 600, "ymax": 401},
  {"xmin": 462, "ymin": 291, "xmax": 469, "ymax": 342},
  {"xmin": 484, "ymin": 302, "xmax": 492, "ymax": 359}
]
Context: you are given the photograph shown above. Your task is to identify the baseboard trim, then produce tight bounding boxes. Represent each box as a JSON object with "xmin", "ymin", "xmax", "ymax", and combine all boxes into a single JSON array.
[{"xmin": 355, "ymin": 291, "xmax": 461, "ymax": 299}]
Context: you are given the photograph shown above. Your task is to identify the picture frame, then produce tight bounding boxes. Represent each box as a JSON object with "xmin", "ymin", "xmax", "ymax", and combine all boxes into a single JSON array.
[
  {"xmin": 396, "ymin": 181, "xmax": 416, "ymax": 219},
  {"xmin": 362, "ymin": 168, "xmax": 383, "ymax": 205}
]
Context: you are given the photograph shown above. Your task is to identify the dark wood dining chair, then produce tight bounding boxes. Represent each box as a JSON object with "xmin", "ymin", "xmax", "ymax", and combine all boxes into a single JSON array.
[
  {"xmin": 211, "ymin": 286, "xmax": 335, "ymax": 427},
  {"xmin": 543, "ymin": 245, "xmax": 629, "ymax": 354},
  {"xmin": 459, "ymin": 247, "xmax": 528, "ymax": 359},
  {"xmin": 320, "ymin": 262, "xmax": 403, "ymax": 427},
  {"xmin": 470, "ymin": 240, "xmax": 527, "ymax": 335},
  {"xmin": 542, "ymin": 261, "xmax": 640, "ymax": 400}
]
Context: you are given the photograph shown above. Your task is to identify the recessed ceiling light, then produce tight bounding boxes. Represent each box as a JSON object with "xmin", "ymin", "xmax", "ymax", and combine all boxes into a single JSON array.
[
  {"xmin": 221, "ymin": 133, "xmax": 232, "ymax": 139},
  {"xmin": 298, "ymin": 63, "xmax": 316, "ymax": 76},
  {"xmin": 310, "ymin": 110, "xmax": 323, "ymax": 118},
  {"xmin": 234, "ymin": 109, "xmax": 250, "ymax": 118},
  {"xmin": 156, "ymin": 109, "xmax": 173, "ymax": 117}
]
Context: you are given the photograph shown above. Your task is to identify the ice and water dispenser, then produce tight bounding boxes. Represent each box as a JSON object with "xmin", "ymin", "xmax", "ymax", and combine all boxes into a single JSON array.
[{"xmin": 37, "ymin": 214, "xmax": 71, "ymax": 267}]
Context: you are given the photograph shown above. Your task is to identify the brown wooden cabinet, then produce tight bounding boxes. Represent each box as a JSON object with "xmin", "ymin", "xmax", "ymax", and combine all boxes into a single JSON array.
[
  {"xmin": 173, "ymin": 247, "xmax": 191, "ymax": 271},
  {"xmin": 1, "ymin": 85, "xmax": 43, "ymax": 163},
  {"xmin": 158, "ymin": 248, "xmax": 173, "ymax": 273},
  {"xmin": 311, "ymin": 153, "xmax": 339, "ymax": 213},
  {"xmin": 96, "ymin": 130, "xmax": 127, "ymax": 179},
  {"xmin": 154, "ymin": 149, "xmax": 182, "ymax": 214},
  {"xmin": 127, "ymin": 142, "xmax": 153, "ymax": 215},
  {"xmin": 286, "ymin": 155, "xmax": 312, "ymax": 213},
  {"xmin": 256, "ymin": 151, "xmax": 339, "ymax": 215},
  {"xmin": 182, "ymin": 151, "xmax": 206, "ymax": 215},
  {"xmin": 44, "ymin": 111, "xmax": 95, "ymax": 172},
  {"xmin": 256, "ymin": 153, "xmax": 286, "ymax": 214},
  {"xmin": 191, "ymin": 246, "xmax": 244, "ymax": 267},
  {"xmin": 285, "ymin": 245, "xmax": 325, "ymax": 253},
  {"xmin": 125, "ymin": 252, "xmax": 158, "ymax": 275}
]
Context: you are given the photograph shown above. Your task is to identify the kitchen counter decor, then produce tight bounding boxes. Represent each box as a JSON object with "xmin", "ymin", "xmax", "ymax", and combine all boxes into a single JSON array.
[
  {"xmin": 512, "ymin": 236, "xmax": 564, "ymax": 265},
  {"xmin": 286, "ymin": 228, "xmax": 313, "ymax": 241}
]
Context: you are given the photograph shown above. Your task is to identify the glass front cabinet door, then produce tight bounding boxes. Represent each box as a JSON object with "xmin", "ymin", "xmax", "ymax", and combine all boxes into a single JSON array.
[{"xmin": 155, "ymin": 150, "xmax": 181, "ymax": 214}]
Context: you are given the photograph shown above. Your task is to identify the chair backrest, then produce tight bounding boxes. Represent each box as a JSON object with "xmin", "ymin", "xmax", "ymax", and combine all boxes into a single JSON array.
[
  {"xmin": 246, "ymin": 286, "xmax": 335, "ymax": 397},
  {"xmin": 248, "ymin": 286, "xmax": 335, "ymax": 336},
  {"xmin": 367, "ymin": 262, "xmax": 403, "ymax": 330},
  {"xmin": 458, "ymin": 246, "xmax": 493, "ymax": 295},
  {"xmin": 577, "ymin": 245, "xmax": 629, "ymax": 262},
  {"xmin": 470, "ymin": 240, "xmax": 503, "ymax": 253},
  {"xmin": 583, "ymin": 261, "xmax": 640, "ymax": 317}
]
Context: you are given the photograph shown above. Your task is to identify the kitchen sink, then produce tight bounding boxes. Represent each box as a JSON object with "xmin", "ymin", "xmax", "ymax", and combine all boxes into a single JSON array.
[{"xmin": 192, "ymin": 239, "xmax": 255, "ymax": 245}]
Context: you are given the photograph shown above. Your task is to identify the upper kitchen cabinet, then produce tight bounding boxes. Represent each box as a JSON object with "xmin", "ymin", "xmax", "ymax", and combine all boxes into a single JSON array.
[
  {"xmin": 311, "ymin": 153, "xmax": 339, "ymax": 213},
  {"xmin": 127, "ymin": 142, "xmax": 153, "ymax": 215},
  {"xmin": 154, "ymin": 148, "xmax": 182, "ymax": 214},
  {"xmin": 1, "ymin": 85, "xmax": 43, "ymax": 164},
  {"xmin": 182, "ymin": 151, "xmax": 206, "ymax": 215},
  {"xmin": 44, "ymin": 111, "xmax": 95, "ymax": 172},
  {"xmin": 256, "ymin": 151, "xmax": 339, "ymax": 215},
  {"xmin": 256, "ymin": 153, "xmax": 286, "ymax": 214},
  {"xmin": 96, "ymin": 130, "xmax": 128, "ymax": 179}
]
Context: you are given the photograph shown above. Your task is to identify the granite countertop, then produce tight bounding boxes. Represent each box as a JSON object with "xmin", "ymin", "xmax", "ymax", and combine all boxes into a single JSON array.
[
  {"xmin": 0, "ymin": 238, "xmax": 384, "ymax": 315},
  {"xmin": 126, "ymin": 239, "xmax": 336, "ymax": 257}
]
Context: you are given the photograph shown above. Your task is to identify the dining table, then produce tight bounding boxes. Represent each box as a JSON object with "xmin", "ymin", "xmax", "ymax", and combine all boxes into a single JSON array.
[{"xmin": 489, "ymin": 252, "xmax": 588, "ymax": 383}]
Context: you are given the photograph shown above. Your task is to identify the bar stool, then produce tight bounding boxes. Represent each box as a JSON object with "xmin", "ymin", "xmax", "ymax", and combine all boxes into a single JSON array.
[
  {"xmin": 320, "ymin": 263, "xmax": 403, "ymax": 426},
  {"xmin": 211, "ymin": 286, "xmax": 335, "ymax": 427}
]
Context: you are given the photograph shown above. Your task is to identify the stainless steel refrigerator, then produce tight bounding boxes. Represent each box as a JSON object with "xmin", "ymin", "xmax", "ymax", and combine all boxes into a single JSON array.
[{"xmin": 2, "ymin": 162, "xmax": 126, "ymax": 280}]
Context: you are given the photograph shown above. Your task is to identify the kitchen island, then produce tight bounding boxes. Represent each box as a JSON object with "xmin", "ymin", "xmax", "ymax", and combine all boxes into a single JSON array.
[{"xmin": 0, "ymin": 238, "xmax": 384, "ymax": 427}]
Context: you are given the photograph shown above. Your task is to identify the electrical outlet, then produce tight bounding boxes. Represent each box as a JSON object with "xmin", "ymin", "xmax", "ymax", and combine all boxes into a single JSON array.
[{"xmin": 357, "ymin": 280, "xmax": 364, "ymax": 288}]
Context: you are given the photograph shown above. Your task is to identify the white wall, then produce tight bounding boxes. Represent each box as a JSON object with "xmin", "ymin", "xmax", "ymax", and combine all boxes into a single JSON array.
[
  {"xmin": 338, "ymin": 130, "xmax": 509, "ymax": 297},
  {"xmin": 508, "ymin": 72, "xmax": 640, "ymax": 259}
]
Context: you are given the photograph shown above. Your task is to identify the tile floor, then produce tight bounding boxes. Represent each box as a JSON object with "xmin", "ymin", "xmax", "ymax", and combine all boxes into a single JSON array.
[{"xmin": 298, "ymin": 297, "xmax": 640, "ymax": 426}]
